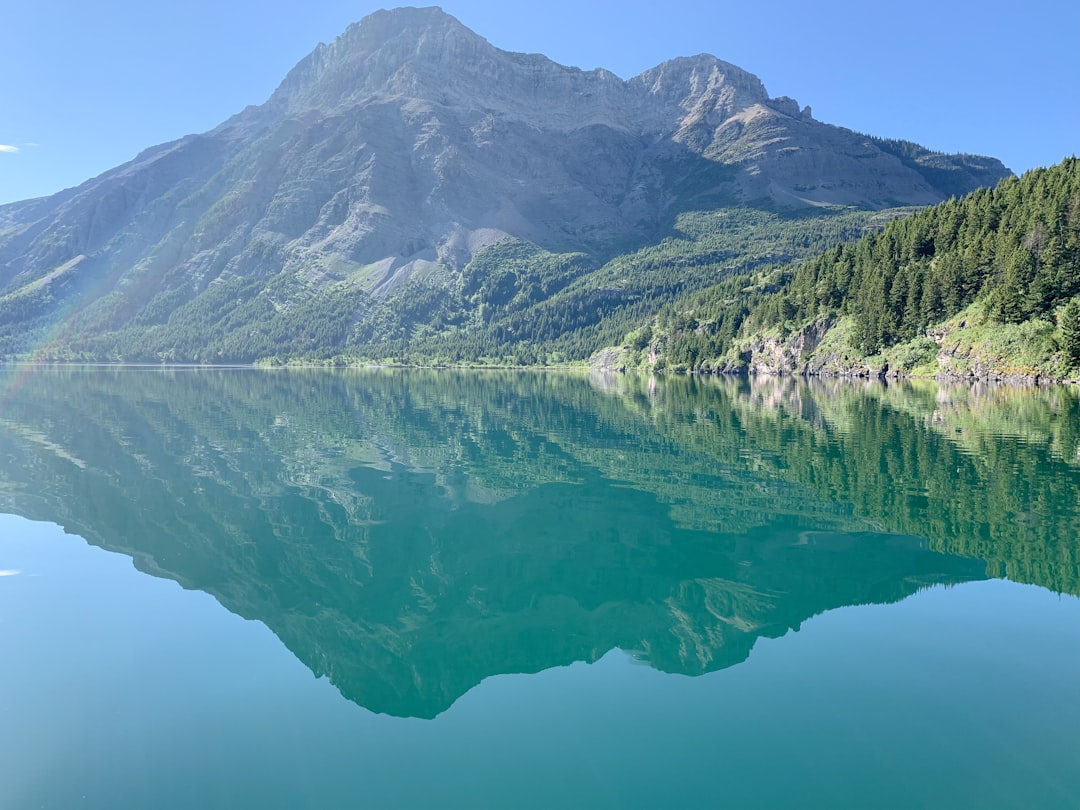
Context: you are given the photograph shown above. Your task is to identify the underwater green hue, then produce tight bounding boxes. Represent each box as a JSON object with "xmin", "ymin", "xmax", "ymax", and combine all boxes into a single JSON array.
[{"xmin": 0, "ymin": 368, "xmax": 1078, "ymax": 808}]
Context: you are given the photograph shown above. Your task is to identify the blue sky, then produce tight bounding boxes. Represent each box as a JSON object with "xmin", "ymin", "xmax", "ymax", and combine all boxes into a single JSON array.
[{"xmin": 1, "ymin": 0, "xmax": 1077, "ymax": 205}]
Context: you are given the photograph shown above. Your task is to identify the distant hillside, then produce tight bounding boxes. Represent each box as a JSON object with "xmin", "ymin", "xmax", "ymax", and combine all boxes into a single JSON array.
[
  {"xmin": 0, "ymin": 7, "xmax": 1009, "ymax": 364},
  {"xmin": 617, "ymin": 157, "xmax": 1080, "ymax": 380}
]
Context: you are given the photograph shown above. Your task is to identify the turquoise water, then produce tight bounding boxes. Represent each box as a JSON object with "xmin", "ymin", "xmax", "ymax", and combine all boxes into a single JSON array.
[{"xmin": 0, "ymin": 368, "xmax": 1078, "ymax": 809}]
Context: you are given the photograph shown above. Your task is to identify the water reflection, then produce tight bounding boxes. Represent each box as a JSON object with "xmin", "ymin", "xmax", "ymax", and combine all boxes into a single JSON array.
[{"xmin": 0, "ymin": 367, "xmax": 1076, "ymax": 717}]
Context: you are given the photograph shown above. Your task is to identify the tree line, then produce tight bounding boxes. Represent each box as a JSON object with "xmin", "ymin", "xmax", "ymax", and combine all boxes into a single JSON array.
[{"xmin": 651, "ymin": 157, "xmax": 1080, "ymax": 371}]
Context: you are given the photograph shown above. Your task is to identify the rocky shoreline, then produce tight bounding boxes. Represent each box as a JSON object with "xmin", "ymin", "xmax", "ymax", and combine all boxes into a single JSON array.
[{"xmin": 591, "ymin": 314, "xmax": 1079, "ymax": 386}]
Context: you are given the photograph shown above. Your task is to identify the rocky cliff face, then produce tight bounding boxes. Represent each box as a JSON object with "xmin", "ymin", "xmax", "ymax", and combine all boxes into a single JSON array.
[{"xmin": 0, "ymin": 7, "xmax": 1011, "ymax": 361}]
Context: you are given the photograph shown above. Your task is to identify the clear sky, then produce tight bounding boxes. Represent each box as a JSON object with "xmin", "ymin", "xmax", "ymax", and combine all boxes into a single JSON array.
[{"xmin": 1, "ymin": 1, "xmax": 1077, "ymax": 205}]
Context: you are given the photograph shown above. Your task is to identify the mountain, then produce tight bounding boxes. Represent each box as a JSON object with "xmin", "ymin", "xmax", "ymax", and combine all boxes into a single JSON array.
[{"xmin": 0, "ymin": 7, "xmax": 1010, "ymax": 364}]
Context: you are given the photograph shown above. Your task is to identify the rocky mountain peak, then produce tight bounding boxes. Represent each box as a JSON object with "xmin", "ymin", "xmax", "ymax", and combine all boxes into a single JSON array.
[
  {"xmin": 269, "ymin": 7, "xmax": 477, "ymax": 108},
  {"xmin": 269, "ymin": 10, "xmax": 784, "ymax": 138},
  {"xmin": 633, "ymin": 55, "xmax": 769, "ymax": 115},
  {"xmin": 267, "ymin": 6, "xmax": 642, "ymax": 136}
]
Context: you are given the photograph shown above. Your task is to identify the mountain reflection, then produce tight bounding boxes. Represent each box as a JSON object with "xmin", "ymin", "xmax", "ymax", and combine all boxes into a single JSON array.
[{"xmin": 0, "ymin": 367, "xmax": 1076, "ymax": 717}]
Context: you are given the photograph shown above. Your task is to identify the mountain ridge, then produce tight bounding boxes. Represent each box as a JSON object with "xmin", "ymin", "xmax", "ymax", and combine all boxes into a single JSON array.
[{"xmin": 0, "ymin": 6, "xmax": 1010, "ymax": 363}]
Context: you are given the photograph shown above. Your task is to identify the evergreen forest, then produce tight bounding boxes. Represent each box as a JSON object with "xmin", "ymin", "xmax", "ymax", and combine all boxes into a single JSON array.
[{"xmin": 639, "ymin": 158, "xmax": 1080, "ymax": 377}]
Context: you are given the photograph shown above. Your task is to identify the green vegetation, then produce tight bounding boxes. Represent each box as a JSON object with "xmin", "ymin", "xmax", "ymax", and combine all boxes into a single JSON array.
[
  {"xmin": 636, "ymin": 158, "xmax": 1080, "ymax": 377},
  {"xmin": 11, "ymin": 155, "xmax": 1074, "ymax": 374},
  {"xmin": 1061, "ymin": 297, "xmax": 1080, "ymax": 367},
  {"xmin": 4, "ymin": 206, "xmax": 889, "ymax": 366}
]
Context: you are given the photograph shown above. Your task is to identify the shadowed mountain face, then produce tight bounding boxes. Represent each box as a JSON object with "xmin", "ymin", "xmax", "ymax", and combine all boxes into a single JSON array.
[
  {"xmin": 0, "ymin": 8, "xmax": 1010, "ymax": 362},
  {"xmin": 2, "ymin": 369, "xmax": 1077, "ymax": 717}
]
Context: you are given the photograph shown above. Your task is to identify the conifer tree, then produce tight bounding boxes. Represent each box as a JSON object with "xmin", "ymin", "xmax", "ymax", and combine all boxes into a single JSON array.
[{"xmin": 1060, "ymin": 297, "xmax": 1080, "ymax": 368}]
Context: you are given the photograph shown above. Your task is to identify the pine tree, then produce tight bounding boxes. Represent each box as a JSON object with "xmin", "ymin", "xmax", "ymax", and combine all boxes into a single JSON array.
[{"xmin": 1059, "ymin": 297, "xmax": 1080, "ymax": 368}]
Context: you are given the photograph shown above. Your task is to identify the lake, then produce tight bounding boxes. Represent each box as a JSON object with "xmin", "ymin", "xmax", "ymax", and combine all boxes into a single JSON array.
[{"xmin": 0, "ymin": 367, "xmax": 1077, "ymax": 809}]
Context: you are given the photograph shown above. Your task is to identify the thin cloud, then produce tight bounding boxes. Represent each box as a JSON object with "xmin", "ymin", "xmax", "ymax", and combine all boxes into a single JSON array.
[{"xmin": 0, "ymin": 144, "xmax": 20, "ymax": 154}]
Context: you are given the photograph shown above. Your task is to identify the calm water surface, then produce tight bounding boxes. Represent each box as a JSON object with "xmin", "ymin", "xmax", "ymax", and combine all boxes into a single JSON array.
[{"xmin": 0, "ymin": 368, "xmax": 1077, "ymax": 809}]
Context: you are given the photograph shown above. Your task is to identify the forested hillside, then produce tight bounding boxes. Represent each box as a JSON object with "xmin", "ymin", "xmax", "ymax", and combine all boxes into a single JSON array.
[
  {"xmin": 631, "ymin": 157, "xmax": 1080, "ymax": 378},
  {"xmin": 0, "ymin": 206, "xmax": 891, "ymax": 364}
]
